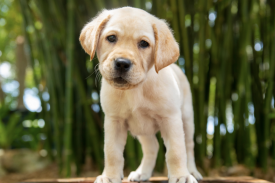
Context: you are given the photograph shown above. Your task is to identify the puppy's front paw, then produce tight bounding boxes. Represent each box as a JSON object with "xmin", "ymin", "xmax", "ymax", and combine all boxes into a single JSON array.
[
  {"xmin": 169, "ymin": 175, "xmax": 198, "ymax": 183},
  {"xmin": 189, "ymin": 170, "xmax": 202, "ymax": 181},
  {"xmin": 95, "ymin": 175, "xmax": 121, "ymax": 183},
  {"xmin": 188, "ymin": 164, "xmax": 203, "ymax": 180},
  {"xmin": 128, "ymin": 171, "xmax": 151, "ymax": 182}
]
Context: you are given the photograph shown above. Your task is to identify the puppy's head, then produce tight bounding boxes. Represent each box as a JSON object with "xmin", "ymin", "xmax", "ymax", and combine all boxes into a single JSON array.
[{"xmin": 80, "ymin": 7, "xmax": 179, "ymax": 90}]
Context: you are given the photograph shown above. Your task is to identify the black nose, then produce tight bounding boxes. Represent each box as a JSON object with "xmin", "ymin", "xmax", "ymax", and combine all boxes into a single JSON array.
[{"xmin": 114, "ymin": 58, "xmax": 132, "ymax": 72}]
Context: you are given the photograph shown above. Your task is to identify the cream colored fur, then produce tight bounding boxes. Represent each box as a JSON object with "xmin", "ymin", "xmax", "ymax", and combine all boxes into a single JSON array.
[{"xmin": 80, "ymin": 7, "xmax": 202, "ymax": 183}]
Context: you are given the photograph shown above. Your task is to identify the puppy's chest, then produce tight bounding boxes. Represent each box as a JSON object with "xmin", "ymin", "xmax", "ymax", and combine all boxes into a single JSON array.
[
  {"xmin": 126, "ymin": 107, "xmax": 160, "ymax": 136},
  {"xmin": 103, "ymin": 88, "xmax": 164, "ymax": 136},
  {"xmin": 115, "ymin": 97, "xmax": 162, "ymax": 135}
]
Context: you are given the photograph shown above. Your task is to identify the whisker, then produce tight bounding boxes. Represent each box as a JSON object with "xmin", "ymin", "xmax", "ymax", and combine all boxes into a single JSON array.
[
  {"xmin": 98, "ymin": 73, "xmax": 102, "ymax": 82},
  {"xmin": 95, "ymin": 70, "xmax": 102, "ymax": 87},
  {"xmin": 95, "ymin": 72, "xmax": 99, "ymax": 87},
  {"xmin": 86, "ymin": 63, "xmax": 99, "ymax": 79}
]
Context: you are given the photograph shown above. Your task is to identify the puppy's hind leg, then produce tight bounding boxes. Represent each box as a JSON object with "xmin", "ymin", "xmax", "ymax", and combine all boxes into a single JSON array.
[
  {"xmin": 128, "ymin": 135, "xmax": 159, "ymax": 182},
  {"xmin": 182, "ymin": 94, "xmax": 203, "ymax": 180}
]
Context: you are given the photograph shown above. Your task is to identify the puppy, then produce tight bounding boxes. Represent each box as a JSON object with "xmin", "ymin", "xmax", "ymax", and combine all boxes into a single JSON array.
[{"xmin": 80, "ymin": 7, "xmax": 202, "ymax": 183}]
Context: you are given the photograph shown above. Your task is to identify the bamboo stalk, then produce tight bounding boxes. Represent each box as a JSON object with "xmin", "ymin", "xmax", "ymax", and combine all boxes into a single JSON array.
[
  {"xmin": 244, "ymin": 68, "xmax": 254, "ymax": 168},
  {"xmin": 140, "ymin": 0, "xmax": 146, "ymax": 10},
  {"xmin": 134, "ymin": 0, "xmax": 141, "ymax": 8},
  {"xmin": 125, "ymin": 133, "xmax": 137, "ymax": 170},
  {"xmin": 222, "ymin": 3, "xmax": 234, "ymax": 167},
  {"xmin": 156, "ymin": 133, "xmax": 165, "ymax": 172},
  {"xmin": 63, "ymin": 0, "xmax": 75, "ymax": 176},
  {"xmin": 74, "ymin": 68, "xmax": 103, "ymax": 170},
  {"xmin": 261, "ymin": 6, "xmax": 275, "ymax": 172},
  {"xmin": 234, "ymin": 0, "xmax": 252, "ymax": 166},
  {"xmin": 169, "ymin": 0, "xmax": 180, "ymax": 43},
  {"xmin": 75, "ymin": 97, "xmax": 84, "ymax": 175},
  {"xmin": 270, "ymin": 10, "xmax": 275, "ymax": 163},
  {"xmin": 210, "ymin": 3, "xmax": 224, "ymax": 168},
  {"xmin": 197, "ymin": 0, "xmax": 207, "ymax": 164},
  {"xmin": 177, "ymin": 0, "xmax": 192, "ymax": 88}
]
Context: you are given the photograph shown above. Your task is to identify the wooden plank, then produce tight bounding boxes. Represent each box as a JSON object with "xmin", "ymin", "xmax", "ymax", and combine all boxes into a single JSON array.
[
  {"xmin": 200, "ymin": 176, "xmax": 271, "ymax": 183},
  {"xmin": 21, "ymin": 177, "xmax": 168, "ymax": 183},
  {"xmin": 21, "ymin": 176, "xmax": 272, "ymax": 183}
]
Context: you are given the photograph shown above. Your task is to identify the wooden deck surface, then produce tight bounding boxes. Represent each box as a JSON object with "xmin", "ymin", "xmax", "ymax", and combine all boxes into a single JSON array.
[{"xmin": 21, "ymin": 176, "xmax": 272, "ymax": 183}]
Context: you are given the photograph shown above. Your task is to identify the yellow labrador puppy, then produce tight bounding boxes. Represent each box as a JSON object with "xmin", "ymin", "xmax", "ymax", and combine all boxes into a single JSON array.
[{"xmin": 80, "ymin": 7, "xmax": 202, "ymax": 183}]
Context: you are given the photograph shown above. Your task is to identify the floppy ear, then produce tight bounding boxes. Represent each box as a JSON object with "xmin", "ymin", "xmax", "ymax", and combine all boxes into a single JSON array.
[
  {"xmin": 153, "ymin": 20, "xmax": 180, "ymax": 73},
  {"xmin": 79, "ymin": 10, "xmax": 111, "ymax": 60}
]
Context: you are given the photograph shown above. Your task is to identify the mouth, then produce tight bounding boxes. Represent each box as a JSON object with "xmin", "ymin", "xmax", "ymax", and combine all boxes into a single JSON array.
[{"xmin": 113, "ymin": 76, "xmax": 128, "ymax": 84}]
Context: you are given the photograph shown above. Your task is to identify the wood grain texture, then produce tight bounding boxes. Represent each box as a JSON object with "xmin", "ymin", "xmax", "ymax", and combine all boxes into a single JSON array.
[{"xmin": 21, "ymin": 176, "xmax": 272, "ymax": 183}]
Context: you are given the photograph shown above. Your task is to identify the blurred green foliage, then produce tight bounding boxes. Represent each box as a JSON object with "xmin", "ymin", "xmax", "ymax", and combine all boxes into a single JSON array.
[
  {"xmin": 0, "ymin": 105, "xmax": 21, "ymax": 149},
  {"xmin": 0, "ymin": 0, "xmax": 23, "ymax": 62},
  {"xmin": 0, "ymin": 101, "xmax": 46, "ymax": 150}
]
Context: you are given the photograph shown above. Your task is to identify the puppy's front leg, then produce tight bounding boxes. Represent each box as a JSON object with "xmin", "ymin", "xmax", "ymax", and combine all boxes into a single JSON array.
[
  {"xmin": 95, "ymin": 116, "xmax": 127, "ymax": 183},
  {"xmin": 160, "ymin": 114, "xmax": 198, "ymax": 183}
]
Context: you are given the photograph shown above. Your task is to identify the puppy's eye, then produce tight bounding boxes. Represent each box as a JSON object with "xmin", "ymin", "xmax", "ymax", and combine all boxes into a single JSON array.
[
  {"xmin": 139, "ymin": 40, "xmax": 149, "ymax": 48},
  {"xmin": 107, "ymin": 35, "xmax": 117, "ymax": 43}
]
